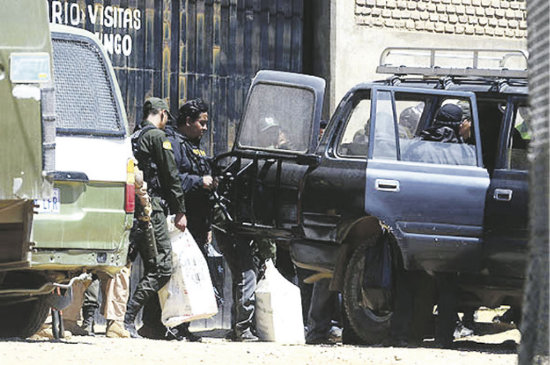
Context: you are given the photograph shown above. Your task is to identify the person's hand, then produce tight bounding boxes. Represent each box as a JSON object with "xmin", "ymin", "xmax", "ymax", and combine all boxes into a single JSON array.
[
  {"xmin": 174, "ymin": 213, "xmax": 187, "ymax": 232},
  {"xmin": 459, "ymin": 119, "xmax": 472, "ymax": 140},
  {"xmin": 202, "ymin": 175, "xmax": 214, "ymax": 190}
]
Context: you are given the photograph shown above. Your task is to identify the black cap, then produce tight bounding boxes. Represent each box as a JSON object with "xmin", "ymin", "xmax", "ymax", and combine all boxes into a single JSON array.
[{"xmin": 435, "ymin": 104, "xmax": 463, "ymax": 127}]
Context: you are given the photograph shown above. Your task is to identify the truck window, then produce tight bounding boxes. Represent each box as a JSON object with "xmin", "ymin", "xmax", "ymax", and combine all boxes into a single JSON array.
[
  {"xmin": 337, "ymin": 94, "xmax": 371, "ymax": 158},
  {"xmin": 52, "ymin": 38, "xmax": 125, "ymax": 136}
]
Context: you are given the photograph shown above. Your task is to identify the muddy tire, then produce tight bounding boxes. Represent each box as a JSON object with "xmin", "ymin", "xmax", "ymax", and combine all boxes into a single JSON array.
[
  {"xmin": 0, "ymin": 296, "xmax": 49, "ymax": 338},
  {"xmin": 343, "ymin": 238, "xmax": 392, "ymax": 344}
]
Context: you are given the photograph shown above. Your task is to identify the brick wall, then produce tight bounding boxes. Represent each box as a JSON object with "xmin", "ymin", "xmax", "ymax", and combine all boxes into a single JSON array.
[{"xmin": 355, "ymin": 0, "xmax": 526, "ymax": 38}]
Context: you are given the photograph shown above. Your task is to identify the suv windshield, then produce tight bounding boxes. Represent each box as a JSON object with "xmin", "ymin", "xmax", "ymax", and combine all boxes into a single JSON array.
[{"xmin": 238, "ymin": 83, "xmax": 314, "ymax": 153}]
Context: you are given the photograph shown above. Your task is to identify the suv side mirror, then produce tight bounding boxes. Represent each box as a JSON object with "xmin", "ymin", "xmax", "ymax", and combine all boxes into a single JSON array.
[{"xmin": 296, "ymin": 154, "xmax": 321, "ymax": 167}]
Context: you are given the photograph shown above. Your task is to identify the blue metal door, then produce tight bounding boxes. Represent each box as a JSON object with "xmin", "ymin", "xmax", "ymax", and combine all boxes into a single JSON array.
[{"xmin": 365, "ymin": 86, "xmax": 490, "ymax": 273}]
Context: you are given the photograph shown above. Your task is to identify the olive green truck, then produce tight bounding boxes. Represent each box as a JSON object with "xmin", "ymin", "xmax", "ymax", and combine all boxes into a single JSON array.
[{"xmin": 0, "ymin": 0, "xmax": 133, "ymax": 337}]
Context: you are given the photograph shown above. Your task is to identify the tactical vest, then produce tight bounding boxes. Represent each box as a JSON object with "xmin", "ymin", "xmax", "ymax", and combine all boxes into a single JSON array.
[{"xmin": 131, "ymin": 125, "xmax": 162, "ymax": 197}]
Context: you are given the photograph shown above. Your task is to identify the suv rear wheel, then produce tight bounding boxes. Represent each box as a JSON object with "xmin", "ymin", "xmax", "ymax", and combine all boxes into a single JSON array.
[{"xmin": 343, "ymin": 238, "xmax": 393, "ymax": 344}]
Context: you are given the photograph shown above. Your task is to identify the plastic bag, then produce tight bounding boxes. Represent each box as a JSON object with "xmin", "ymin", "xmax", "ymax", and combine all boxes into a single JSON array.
[
  {"xmin": 255, "ymin": 260, "xmax": 305, "ymax": 344},
  {"xmin": 158, "ymin": 226, "xmax": 218, "ymax": 328}
]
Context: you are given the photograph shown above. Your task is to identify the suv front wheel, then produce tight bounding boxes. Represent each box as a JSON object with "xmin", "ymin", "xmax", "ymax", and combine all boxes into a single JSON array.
[{"xmin": 343, "ymin": 238, "xmax": 394, "ymax": 344}]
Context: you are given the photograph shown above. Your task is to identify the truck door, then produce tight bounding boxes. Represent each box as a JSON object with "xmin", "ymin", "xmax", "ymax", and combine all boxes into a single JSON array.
[
  {"xmin": 364, "ymin": 87, "xmax": 490, "ymax": 273},
  {"xmin": 484, "ymin": 98, "xmax": 529, "ymax": 279},
  {"xmin": 219, "ymin": 71, "xmax": 325, "ymax": 239}
]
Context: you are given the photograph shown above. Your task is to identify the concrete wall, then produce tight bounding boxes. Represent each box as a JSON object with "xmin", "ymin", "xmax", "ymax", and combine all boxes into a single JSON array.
[{"xmin": 327, "ymin": 0, "xmax": 527, "ymax": 113}]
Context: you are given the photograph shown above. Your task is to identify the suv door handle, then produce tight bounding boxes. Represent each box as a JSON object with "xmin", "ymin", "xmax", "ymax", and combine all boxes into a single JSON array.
[
  {"xmin": 493, "ymin": 188, "xmax": 513, "ymax": 201},
  {"xmin": 375, "ymin": 179, "xmax": 400, "ymax": 192}
]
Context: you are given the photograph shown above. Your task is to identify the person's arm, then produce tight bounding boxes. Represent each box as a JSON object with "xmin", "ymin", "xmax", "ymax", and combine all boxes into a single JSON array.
[
  {"xmin": 178, "ymin": 147, "xmax": 206, "ymax": 193},
  {"xmin": 148, "ymin": 130, "xmax": 186, "ymax": 215}
]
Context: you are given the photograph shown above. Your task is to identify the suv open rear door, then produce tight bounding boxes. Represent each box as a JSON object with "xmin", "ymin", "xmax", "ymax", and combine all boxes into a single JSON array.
[{"xmin": 216, "ymin": 70, "xmax": 325, "ymax": 239}]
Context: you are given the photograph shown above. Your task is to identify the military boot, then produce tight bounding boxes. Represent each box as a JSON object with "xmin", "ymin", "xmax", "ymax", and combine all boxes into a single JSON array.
[
  {"xmin": 106, "ymin": 320, "xmax": 131, "ymax": 338},
  {"xmin": 80, "ymin": 305, "xmax": 96, "ymax": 336},
  {"xmin": 123, "ymin": 305, "xmax": 142, "ymax": 339}
]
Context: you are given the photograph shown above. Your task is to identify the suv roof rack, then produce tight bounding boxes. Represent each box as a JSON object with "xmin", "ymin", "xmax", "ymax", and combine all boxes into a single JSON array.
[{"xmin": 377, "ymin": 47, "xmax": 528, "ymax": 79}]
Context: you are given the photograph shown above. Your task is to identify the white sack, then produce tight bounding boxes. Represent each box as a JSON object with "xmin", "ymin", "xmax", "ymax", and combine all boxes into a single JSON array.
[
  {"xmin": 255, "ymin": 260, "xmax": 305, "ymax": 344},
  {"xmin": 159, "ymin": 225, "xmax": 218, "ymax": 328}
]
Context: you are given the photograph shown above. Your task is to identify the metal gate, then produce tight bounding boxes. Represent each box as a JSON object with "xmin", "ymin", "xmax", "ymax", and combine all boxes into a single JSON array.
[{"xmin": 48, "ymin": 0, "xmax": 304, "ymax": 155}]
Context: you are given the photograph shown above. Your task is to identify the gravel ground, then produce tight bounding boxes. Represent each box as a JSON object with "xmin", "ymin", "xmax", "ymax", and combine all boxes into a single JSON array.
[{"xmin": 0, "ymin": 308, "xmax": 520, "ymax": 365}]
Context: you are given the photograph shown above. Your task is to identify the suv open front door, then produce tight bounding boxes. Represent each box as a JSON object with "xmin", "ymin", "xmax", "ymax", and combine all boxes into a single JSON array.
[
  {"xmin": 365, "ymin": 86, "xmax": 490, "ymax": 273},
  {"xmin": 216, "ymin": 70, "xmax": 325, "ymax": 239}
]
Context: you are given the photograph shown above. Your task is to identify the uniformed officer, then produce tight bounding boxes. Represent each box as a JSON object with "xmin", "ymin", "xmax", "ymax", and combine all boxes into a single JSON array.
[
  {"xmin": 164, "ymin": 98, "xmax": 213, "ymax": 342},
  {"xmin": 124, "ymin": 97, "xmax": 187, "ymax": 338}
]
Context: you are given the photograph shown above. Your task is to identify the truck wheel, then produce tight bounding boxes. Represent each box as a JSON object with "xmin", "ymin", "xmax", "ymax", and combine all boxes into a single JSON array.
[
  {"xmin": 0, "ymin": 296, "xmax": 49, "ymax": 338},
  {"xmin": 343, "ymin": 239, "xmax": 393, "ymax": 344}
]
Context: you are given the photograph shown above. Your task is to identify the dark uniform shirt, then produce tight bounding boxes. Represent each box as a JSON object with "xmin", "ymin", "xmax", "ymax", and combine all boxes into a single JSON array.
[
  {"xmin": 166, "ymin": 126, "xmax": 213, "ymax": 239},
  {"xmin": 134, "ymin": 121, "xmax": 186, "ymax": 214}
]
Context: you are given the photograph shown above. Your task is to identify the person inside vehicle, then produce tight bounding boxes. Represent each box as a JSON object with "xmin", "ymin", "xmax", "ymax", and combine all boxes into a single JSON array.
[
  {"xmin": 398, "ymin": 104, "xmax": 423, "ymax": 139},
  {"xmin": 420, "ymin": 103, "xmax": 465, "ymax": 143},
  {"xmin": 258, "ymin": 117, "xmax": 293, "ymax": 150}
]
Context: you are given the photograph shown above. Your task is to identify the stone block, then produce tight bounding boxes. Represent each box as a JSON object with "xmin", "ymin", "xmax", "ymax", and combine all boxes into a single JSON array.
[
  {"xmin": 437, "ymin": 4, "xmax": 446, "ymax": 12},
  {"xmin": 456, "ymin": 5, "xmax": 466, "ymax": 14},
  {"xmin": 462, "ymin": 0, "xmax": 471, "ymax": 4},
  {"xmin": 505, "ymin": 9, "xmax": 516, "ymax": 18},
  {"xmin": 495, "ymin": 27, "xmax": 505, "ymax": 36},
  {"xmin": 442, "ymin": 0, "xmax": 452, "ymax": 3},
  {"xmin": 397, "ymin": 0, "xmax": 407, "ymax": 8},
  {"xmin": 515, "ymin": 29, "xmax": 526, "ymax": 37},
  {"xmin": 382, "ymin": 9, "xmax": 392, "ymax": 17},
  {"xmin": 435, "ymin": 23, "xmax": 445, "ymax": 32},
  {"xmin": 406, "ymin": 19, "xmax": 415, "ymax": 29},
  {"xmin": 401, "ymin": 10, "xmax": 411, "ymax": 18},
  {"xmin": 455, "ymin": 25, "xmax": 465, "ymax": 33},
  {"xmin": 478, "ymin": 17, "xmax": 488, "ymax": 25},
  {"xmin": 469, "ymin": 16, "xmax": 478, "ymax": 24},
  {"xmin": 421, "ymin": 12, "xmax": 430, "ymax": 20},
  {"xmin": 472, "ymin": 0, "xmax": 481, "ymax": 5},
  {"xmin": 495, "ymin": 9, "xmax": 505, "ymax": 17},
  {"xmin": 415, "ymin": 21, "xmax": 425, "ymax": 30},
  {"xmin": 498, "ymin": 18, "xmax": 508, "ymax": 27},
  {"xmin": 430, "ymin": 13, "xmax": 439, "ymax": 21},
  {"xmin": 427, "ymin": 3, "xmax": 437, "ymax": 11},
  {"xmin": 452, "ymin": 0, "xmax": 462, "ymax": 4},
  {"xmin": 407, "ymin": 1, "xmax": 417, "ymax": 9},
  {"xmin": 475, "ymin": 26, "xmax": 485, "ymax": 34},
  {"xmin": 386, "ymin": 0, "xmax": 397, "ymax": 8},
  {"xmin": 445, "ymin": 24, "xmax": 455, "ymax": 32},
  {"xmin": 458, "ymin": 15, "xmax": 468, "ymax": 23},
  {"xmin": 489, "ymin": 18, "xmax": 498, "ymax": 26},
  {"xmin": 376, "ymin": 0, "xmax": 387, "ymax": 6},
  {"xmin": 485, "ymin": 27, "xmax": 495, "ymax": 35},
  {"xmin": 447, "ymin": 5, "xmax": 456, "ymax": 12},
  {"xmin": 385, "ymin": 19, "xmax": 396, "ymax": 27},
  {"xmin": 485, "ymin": 8, "xmax": 495, "ymax": 16},
  {"xmin": 515, "ymin": 10, "xmax": 525, "ymax": 19},
  {"xmin": 392, "ymin": 9, "xmax": 402, "ymax": 18},
  {"xmin": 356, "ymin": 0, "xmax": 366, "ymax": 5},
  {"xmin": 519, "ymin": 20, "xmax": 527, "ymax": 29},
  {"xmin": 476, "ymin": 7, "xmax": 485, "ymax": 16},
  {"xmin": 491, "ymin": 0, "xmax": 500, "ymax": 7},
  {"xmin": 465, "ymin": 6, "xmax": 475, "ymax": 15},
  {"xmin": 372, "ymin": 7, "xmax": 382, "ymax": 16},
  {"xmin": 425, "ymin": 21, "xmax": 435, "ymax": 30},
  {"xmin": 508, "ymin": 19, "xmax": 518, "ymax": 27},
  {"xmin": 411, "ymin": 12, "xmax": 421, "ymax": 20},
  {"xmin": 465, "ymin": 25, "xmax": 475, "ymax": 34},
  {"xmin": 439, "ymin": 14, "xmax": 449, "ymax": 22},
  {"xmin": 417, "ymin": 2, "xmax": 426, "ymax": 10},
  {"xmin": 481, "ymin": 0, "xmax": 491, "ymax": 5},
  {"xmin": 510, "ymin": 1, "xmax": 520, "ymax": 9},
  {"xmin": 366, "ymin": 0, "xmax": 376, "ymax": 5},
  {"xmin": 449, "ymin": 14, "xmax": 459, "ymax": 23},
  {"xmin": 500, "ymin": 1, "xmax": 510, "ymax": 8},
  {"xmin": 505, "ymin": 28, "xmax": 515, "ymax": 37}
]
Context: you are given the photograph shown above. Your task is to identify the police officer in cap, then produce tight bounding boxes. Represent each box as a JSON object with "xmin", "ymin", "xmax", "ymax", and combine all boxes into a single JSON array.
[{"xmin": 124, "ymin": 97, "xmax": 187, "ymax": 338}]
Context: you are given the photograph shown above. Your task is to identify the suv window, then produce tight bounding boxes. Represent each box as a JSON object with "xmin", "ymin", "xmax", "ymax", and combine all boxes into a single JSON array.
[
  {"xmin": 238, "ymin": 83, "xmax": 314, "ymax": 153},
  {"xmin": 337, "ymin": 93, "xmax": 371, "ymax": 157},
  {"xmin": 505, "ymin": 103, "xmax": 530, "ymax": 170},
  {"xmin": 372, "ymin": 90, "xmax": 477, "ymax": 166}
]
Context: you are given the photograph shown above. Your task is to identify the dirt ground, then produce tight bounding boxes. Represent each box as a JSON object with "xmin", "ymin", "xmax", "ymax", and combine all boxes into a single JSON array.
[{"xmin": 0, "ymin": 308, "xmax": 520, "ymax": 365}]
